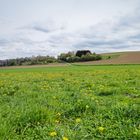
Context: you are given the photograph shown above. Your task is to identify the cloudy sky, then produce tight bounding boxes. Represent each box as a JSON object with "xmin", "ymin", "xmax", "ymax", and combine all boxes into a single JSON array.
[{"xmin": 0, "ymin": 0, "xmax": 140, "ymax": 59}]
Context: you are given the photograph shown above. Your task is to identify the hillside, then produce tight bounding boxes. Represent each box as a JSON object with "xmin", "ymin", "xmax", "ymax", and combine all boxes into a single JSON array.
[{"xmin": 75, "ymin": 51, "xmax": 140, "ymax": 65}]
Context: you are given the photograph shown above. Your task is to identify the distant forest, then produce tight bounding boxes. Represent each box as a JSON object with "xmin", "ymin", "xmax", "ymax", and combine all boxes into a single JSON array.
[{"xmin": 0, "ymin": 50, "xmax": 102, "ymax": 66}]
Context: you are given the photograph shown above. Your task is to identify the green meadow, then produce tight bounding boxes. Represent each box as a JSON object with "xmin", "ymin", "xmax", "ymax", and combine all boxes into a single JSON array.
[{"xmin": 0, "ymin": 65, "xmax": 140, "ymax": 139}]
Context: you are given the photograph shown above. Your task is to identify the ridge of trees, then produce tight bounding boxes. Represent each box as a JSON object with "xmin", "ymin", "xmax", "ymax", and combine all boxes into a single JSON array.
[
  {"xmin": 58, "ymin": 50, "xmax": 102, "ymax": 63},
  {"xmin": 0, "ymin": 56, "xmax": 57, "ymax": 66},
  {"xmin": 0, "ymin": 50, "xmax": 102, "ymax": 66}
]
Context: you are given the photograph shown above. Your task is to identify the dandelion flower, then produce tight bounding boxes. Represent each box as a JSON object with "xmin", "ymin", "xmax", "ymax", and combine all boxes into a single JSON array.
[
  {"xmin": 55, "ymin": 120, "xmax": 59, "ymax": 123},
  {"xmin": 62, "ymin": 136, "xmax": 69, "ymax": 140},
  {"xmin": 49, "ymin": 131, "xmax": 57, "ymax": 137},
  {"xmin": 76, "ymin": 118, "xmax": 81, "ymax": 123},
  {"xmin": 57, "ymin": 112, "xmax": 61, "ymax": 116},
  {"xmin": 98, "ymin": 127, "xmax": 105, "ymax": 133}
]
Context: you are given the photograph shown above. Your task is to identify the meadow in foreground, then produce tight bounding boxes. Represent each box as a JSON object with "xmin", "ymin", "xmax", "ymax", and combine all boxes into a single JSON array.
[{"xmin": 0, "ymin": 65, "xmax": 140, "ymax": 139}]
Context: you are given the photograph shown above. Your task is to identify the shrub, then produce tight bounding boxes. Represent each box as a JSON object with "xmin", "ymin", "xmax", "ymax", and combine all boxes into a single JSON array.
[{"xmin": 58, "ymin": 51, "xmax": 102, "ymax": 63}]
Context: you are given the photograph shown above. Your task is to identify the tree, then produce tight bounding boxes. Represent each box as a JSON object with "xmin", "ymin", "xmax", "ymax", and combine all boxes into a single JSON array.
[{"xmin": 76, "ymin": 50, "xmax": 91, "ymax": 57}]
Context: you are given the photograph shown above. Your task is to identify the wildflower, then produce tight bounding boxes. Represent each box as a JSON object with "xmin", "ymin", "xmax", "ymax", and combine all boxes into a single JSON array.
[
  {"xmin": 98, "ymin": 127, "xmax": 105, "ymax": 133},
  {"xmin": 76, "ymin": 118, "xmax": 81, "ymax": 123},
  {"xmin": 57, "ymin": 112, "xmax": 61, "ymax": 116},
  {"xmin": 49, "ymin": 131, "xmax": 57, "ymax": 137},
  {"xmin": 62, "ymin": 136, "xmax": 69, "ymax": 140},
  {"xmin": 55, "ymin": 120, "xmax": 59, "ymax": 123}
]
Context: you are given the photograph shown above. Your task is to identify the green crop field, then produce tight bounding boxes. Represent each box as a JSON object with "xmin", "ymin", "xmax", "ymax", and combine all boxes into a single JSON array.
[{"xmin": 0, "ymin": 65, "xmax": 140, "ymax": 140}]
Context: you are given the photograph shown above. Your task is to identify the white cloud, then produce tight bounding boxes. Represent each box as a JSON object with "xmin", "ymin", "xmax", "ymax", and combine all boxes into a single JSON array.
[{"xmin": 0, "ymin": 0, "xmax": 140, "ymax": 59}]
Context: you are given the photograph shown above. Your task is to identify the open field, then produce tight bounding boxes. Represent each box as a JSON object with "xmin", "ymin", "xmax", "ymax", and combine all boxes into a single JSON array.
[
  {"xmin": 0, "ymin": 65, "xmax": 140, "ymax": 139},
  {"xmin": 75, "ymin": 51, "xmax": 140, "ymax": 65}
]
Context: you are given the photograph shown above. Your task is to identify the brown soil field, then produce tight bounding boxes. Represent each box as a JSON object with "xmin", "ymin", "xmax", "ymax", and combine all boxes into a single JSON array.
[{"xmin": 75, "ymin": 51, "xmax": 140, "ymax": 65}]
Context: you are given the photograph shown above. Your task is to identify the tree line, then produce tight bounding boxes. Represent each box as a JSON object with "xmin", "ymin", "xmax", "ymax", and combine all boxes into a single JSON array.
[
  {"xmin": 0, "ymin": 56, "xmax": 57, "ymax": 66},
  {"xmin": 0, "ymin": 50, "xmax": 102, "ymax": 66},
  {"xmin": 58, "ymin": 50, "xmax": 102, "ymax": 62}
]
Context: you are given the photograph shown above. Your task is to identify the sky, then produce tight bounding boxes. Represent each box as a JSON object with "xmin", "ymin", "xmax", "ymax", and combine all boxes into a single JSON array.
[{"xmin": 0, "ymin": 0, "xmax": 140, "ymax": 59}]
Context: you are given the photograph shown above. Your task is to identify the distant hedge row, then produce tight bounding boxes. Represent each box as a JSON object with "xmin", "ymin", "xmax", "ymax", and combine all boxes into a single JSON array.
[
  {"xmin": 58, "ymin": 51, "xmax": 102, "ymax": 62},
  {"xmin": 0, "ymin": 56, "xmax": 57, "ymax": 66},
  {"xmin": 0, "ymin": 50, "xmax": 102, "ymax": 66}
]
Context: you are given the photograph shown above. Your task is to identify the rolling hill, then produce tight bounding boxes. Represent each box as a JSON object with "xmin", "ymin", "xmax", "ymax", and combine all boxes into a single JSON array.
[{"xmin": 75, "ymin": 51, "xmax": 140, "ymax": 65}]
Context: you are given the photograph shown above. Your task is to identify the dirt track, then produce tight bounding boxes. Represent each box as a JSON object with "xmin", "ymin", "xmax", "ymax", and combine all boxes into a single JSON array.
[{"xmin": 0, "ymin": 63, "xmax": 68, "ymax": 69}]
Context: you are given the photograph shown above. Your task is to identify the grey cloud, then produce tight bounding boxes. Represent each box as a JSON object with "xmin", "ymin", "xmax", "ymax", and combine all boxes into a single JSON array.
[
  {"xmin": 31, "ymin": 25, "xmax": 50, "ymax": 33},
  {"xmin": 0, "ymin": 38, "xmax": 11, "ymax": 46},
  {"xmin": 128, "ymin": 34, "xmax": 140, "ymax": 40},
  {"xmin": 78, "ymin": 40, "xmax": 124, "ymax": 46},
  {"xmin": 1, "ymin": 7, "xmax": 140, "ymax": 59},
  {"xmin": 73, "ymin": 7, "xmax": 140, "ymax": 53},
  {"xmin": 19, "ymin": 21, "xmax": 65, "ymax": 34}
]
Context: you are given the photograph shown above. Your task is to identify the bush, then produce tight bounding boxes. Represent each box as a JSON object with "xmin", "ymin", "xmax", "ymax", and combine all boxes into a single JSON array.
[{"xmin": 58, "ymin": 51, "xmax": 102, "ymax": 63}]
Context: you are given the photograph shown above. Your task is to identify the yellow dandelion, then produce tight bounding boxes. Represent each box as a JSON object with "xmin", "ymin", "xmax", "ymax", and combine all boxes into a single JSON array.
[
  {"xmin": 49, "ymin": 131, "xmax": 57, "ymax": 137},
  {"xmin": 55, "ymin": 120, "xmax": 59, "ymax": 123},
  {"xmin": 76, "ymin": 118, "xmax": 81, "ymax": 123},
  {"xmin": 57, "ymin": 112, "xmax": 61, "ymax": 116},
  {"xmin": 98, "ymin": 127, "xmax": 105, "ymax": 133},
  {"xmin": 62, "ymin": 136, "xmax": 69, "ymax": 140}
]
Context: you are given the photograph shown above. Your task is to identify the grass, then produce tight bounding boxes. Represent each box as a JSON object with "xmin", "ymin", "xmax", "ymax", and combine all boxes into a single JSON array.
[
  {"xmin": 0, "ymin": 65, "xmax": 140, "ymax": 139},
  {"xmin": 100, "ymin": 52, "xmax": 124, "ymax": 60}
]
